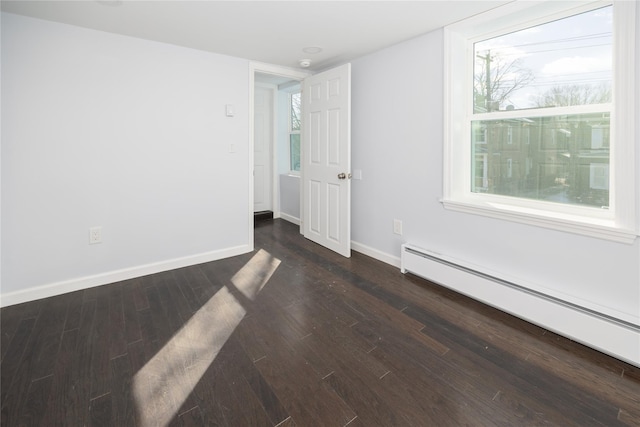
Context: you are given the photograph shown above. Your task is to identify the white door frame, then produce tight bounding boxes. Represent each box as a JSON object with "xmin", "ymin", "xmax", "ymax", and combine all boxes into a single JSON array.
[
  {"xmin": 254, "ymin": 82, "xmax": 276, "ymax": 214},
  {"xmin": 248, "ymin": 62, "xmax": 310, "ymax": 251}
]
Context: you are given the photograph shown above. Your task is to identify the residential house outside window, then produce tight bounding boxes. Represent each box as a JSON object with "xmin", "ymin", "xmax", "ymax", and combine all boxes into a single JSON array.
[{"xmin": 444, "ymin": 1, "xmax": 637, "ymax": 243}]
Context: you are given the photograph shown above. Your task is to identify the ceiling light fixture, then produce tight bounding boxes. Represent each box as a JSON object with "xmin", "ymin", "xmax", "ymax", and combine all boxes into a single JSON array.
[
  {"xmin": 299, "ymin": 59, "xmax": 312, "ymax": 68},
  {"xmin": 95, "ymin": 0, "xmax": 123, "ymax": 7},
  {"xmin": 302, "ymin": 47, "xmax": 323, "ymax": 55}
]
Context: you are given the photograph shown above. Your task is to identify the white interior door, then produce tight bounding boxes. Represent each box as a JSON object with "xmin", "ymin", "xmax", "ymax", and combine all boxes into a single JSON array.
[
  {"xmin": 302, "ymin": 63, "xmax": 351, "ymax": 257},
  {"xmin": 254, "ymin": 85, "xmax": 273, "ymax": 212}
]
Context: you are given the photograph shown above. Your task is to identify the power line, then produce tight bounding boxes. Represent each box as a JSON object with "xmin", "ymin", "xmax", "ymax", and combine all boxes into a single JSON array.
[
  {"xmin": 483, "ymin": 43, "xmax": 611, "ymax": 58},
  {"xmin": 507, "ymin": 32, "xmax": 611, "ymax": 49}
]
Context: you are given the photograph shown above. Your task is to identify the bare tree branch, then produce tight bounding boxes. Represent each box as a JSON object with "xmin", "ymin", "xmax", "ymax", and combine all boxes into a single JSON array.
[
  {"xmin": 534, "ymin": 83, "xmax": 611, "ymax": 107},
  {"xmin": 474, "ymin": 53, "xmax": 534, "ymax": 112}
]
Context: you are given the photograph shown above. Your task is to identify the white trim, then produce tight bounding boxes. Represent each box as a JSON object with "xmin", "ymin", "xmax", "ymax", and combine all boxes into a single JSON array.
[
  {"xmin": 0, "ymin": 245, "xmax": 252, "ymax": 307},
  {"xmin": 441, "ymin": 198, "xmax": 636, "ymax": 243},
  {"xmin": 351, "ymin": 240, "xmax": 401, "ymax": 268},
  {"xmin": 472, "ymin": 103, "xmax": 612, "ymax": 121},
  {"xmin": 255, "ymin": 82, "xmax": 279, "ymax": 216},
  {"xmin": 443, "ymin": 0, "xmax": 638, "ymax": 243},
  {"xmin": 279, "ymin": 212, "xmax": 300, "ymax": 226},
  {"xmin": 249, "ymin": 62, "xmax": 310, "ymax": 241},
  {"xmin": 612, "ymin": 0, "xmax": 637, "ymax": 233}
]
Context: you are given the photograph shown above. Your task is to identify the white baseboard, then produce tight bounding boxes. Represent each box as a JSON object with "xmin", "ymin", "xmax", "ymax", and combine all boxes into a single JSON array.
[
  {"xmin": 351, "ymin": 240, "xmax": 401, "ymax": 268},
  {"xmin": 279, "ymin": 213, "xmax": 300, "ymax": 226},
  {"xmin": 0, "ymin": 245, "xmax": 252, "ymax": 307}
]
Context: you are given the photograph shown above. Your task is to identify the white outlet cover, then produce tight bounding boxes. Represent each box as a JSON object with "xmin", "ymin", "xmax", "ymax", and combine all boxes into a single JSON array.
[
  {"xmin": 89, "ymin": 226, "xmax": 102, "ymax": 244},
  {"xmin": 393, "ymin": 219, "xmax": 402, "ymax": 235}
]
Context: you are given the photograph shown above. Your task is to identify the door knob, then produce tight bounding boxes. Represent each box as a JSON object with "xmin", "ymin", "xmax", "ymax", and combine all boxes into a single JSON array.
[{"xmin": 337, "ymin": 173, "xmax": 352, "ymax": 180}]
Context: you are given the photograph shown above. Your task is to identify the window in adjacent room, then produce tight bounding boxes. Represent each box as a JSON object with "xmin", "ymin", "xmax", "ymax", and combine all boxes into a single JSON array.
[
  {"xmin": 444, "ymin": 1, "xmax": 637, "ymax": 243},
  {"xmin": 289, "ymin": 92, "xmax": 301, "ymax": 172}
]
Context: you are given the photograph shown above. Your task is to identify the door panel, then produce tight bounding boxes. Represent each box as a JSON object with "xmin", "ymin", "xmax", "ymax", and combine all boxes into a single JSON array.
[
  {"xmin": 309, "ymin": 180, "xmax": 321, "ymax": 235},
  {"xmin": 302, "ymin": 63, "xmax": 351, "ymax": 257},
  {"xmin": 254, "ymin": 85, "xmax": 273, "ymax": 212}
]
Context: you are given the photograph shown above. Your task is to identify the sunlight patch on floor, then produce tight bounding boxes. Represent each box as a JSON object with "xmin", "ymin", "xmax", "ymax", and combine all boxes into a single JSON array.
[
  {"xmin": 132, "ymin": 249, "xmax": 280, "ymax": 427},
  {"xmin": 232, "ymin": 249, "xmax": 281, "ymax": 300}
]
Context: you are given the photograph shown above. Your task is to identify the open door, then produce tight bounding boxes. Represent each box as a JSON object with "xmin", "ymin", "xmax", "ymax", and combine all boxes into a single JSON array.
[
  {"xmin": 253, "ymin": 84, "xmax": 274, "ymax": 215},
  {"xmin": 302, "ymin": 63, "xmax": 351, "ymax": 257}
]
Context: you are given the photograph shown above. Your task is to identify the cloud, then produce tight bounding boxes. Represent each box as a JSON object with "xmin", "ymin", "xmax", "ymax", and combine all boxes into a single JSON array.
[{"xmin": 541, "ymin": 56, "xmax": 610, "ymax": 75}]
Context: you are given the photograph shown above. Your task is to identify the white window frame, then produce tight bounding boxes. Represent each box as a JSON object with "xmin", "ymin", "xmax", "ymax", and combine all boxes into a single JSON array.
[
  {"xmin": 289, "ymin": 91, "xmax": 301, "ymax": 174},
  {"xmin": 443, "ymin": 0, "xmax": 637, "ymax": 244}
]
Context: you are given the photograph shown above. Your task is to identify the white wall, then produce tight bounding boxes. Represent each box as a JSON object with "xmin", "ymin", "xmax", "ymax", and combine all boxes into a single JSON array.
[
  {"xmin": 279, "ymin": 174, "xmax": 300, "ymax": 222},
  {"xmin": 350, "ymin": 15, "xmax": 639, "ymax": 333},
  {"xmin": 1, "ymin": 13, "xmax": 251, "ymax": 305}
]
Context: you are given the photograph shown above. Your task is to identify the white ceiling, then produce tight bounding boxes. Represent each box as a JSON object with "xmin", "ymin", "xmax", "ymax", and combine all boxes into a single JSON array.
[{"xmin": 1, "ymin": 0, "xmax": 511, "ymax": 72}]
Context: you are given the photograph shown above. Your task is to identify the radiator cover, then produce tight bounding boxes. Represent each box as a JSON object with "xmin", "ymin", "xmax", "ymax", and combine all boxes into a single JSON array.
[{"xmin": 401, "ymin": 243, "xmax": 640, "ymax": 367}]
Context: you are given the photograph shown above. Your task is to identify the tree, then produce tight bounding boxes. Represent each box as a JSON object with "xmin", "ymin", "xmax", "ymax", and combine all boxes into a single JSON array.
[
  {"xmin": 291, "ymin": 92, "xmax": 301, "ymax": 130},
  {"xmin": 474, "ymin": 52, "xmax": 534, "ymax": 112},
  {"xmin": 534, "ymin": 83, "xmax": 611, "ymax": 108}
]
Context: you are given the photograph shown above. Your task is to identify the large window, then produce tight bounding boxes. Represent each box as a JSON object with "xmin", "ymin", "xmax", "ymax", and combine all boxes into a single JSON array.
[
  {"xmin": 444, "ymin": 1, "xmax": 637, "ymax": 243},
  {"xmin": 289, "ymin": 92, "xmax": 301, "ymax": 172}
]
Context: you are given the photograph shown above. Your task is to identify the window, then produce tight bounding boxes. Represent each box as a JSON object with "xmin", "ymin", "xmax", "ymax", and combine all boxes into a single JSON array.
[
  {"xmin": 289, "ymin": 92, "xmax": 301, "ymax": 172},
  {"xmin": 444, "ymin": 1, "xmax": 637, "ymax": 243}
]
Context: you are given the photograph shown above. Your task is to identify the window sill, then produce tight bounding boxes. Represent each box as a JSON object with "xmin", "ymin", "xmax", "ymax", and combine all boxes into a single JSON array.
[{"xmin": 441, "ymin": 198, "xmax": 638, "ymax": 244}]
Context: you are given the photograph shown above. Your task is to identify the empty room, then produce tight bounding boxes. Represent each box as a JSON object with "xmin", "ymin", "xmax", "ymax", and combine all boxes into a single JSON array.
[{"xmin": 1, "ymin": 1, "xmax": 639, "ymax": 426}]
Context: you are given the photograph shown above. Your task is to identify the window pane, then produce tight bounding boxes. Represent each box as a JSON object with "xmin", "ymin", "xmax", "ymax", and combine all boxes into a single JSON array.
[
  {"xmin": 291, "ymin": 92, "xmax": 301, "ymax": 131},
  {"xmin": 471, "ymin": 113, "xmax": 610, "ymax": 208},
  {"xmin": 290, "ymin": 133, "xmax": 300, "ymax": 171},
  {"xmin": 473, "ymin": 6, "xmax": 612, "ymax": 113}
]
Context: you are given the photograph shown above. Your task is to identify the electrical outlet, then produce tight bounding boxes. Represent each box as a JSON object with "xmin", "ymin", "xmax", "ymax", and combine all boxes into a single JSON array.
[
  {"xmin": 89, "ymin": 226, "xmax": 102, "ymax": 244},
  {"xmin": 393, "ymin": 219, "xmax": 403, "ymax": 235}
]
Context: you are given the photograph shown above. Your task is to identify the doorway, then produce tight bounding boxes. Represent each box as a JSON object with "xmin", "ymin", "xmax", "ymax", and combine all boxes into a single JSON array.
[
  {"xmin": 249, "ymin": 62, "xmax": 352, "ymax": 258},
  {"xmin": 249, "ymin": 64, "xmax": 309, "ymax": 250}
]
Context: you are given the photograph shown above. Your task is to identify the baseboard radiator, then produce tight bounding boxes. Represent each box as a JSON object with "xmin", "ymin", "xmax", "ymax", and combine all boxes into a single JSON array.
[{"xmin": 400, "ymin": 243, "xmax": 640, "ymax": 367}]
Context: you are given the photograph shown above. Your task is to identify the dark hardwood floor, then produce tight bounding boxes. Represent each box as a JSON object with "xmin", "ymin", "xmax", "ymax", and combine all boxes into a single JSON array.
[{"xmin": 2, "ymin": 219, "xmax": 639, "ymax": 426}]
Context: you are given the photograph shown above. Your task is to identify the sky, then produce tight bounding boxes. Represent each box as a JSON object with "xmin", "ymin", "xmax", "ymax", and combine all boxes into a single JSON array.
[{"xmin": 474, "ymin": 5, "xmax": 613, "ymax": 110}]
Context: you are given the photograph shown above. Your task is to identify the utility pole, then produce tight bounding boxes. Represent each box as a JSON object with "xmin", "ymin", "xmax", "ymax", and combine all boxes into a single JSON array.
[{"xmin": 477, "ymin": 50, "xmax": 492, "ymax": 111}]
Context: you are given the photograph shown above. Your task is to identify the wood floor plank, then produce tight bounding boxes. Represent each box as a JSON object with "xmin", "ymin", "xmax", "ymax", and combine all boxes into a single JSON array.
[
  {"xmin": 122, "ymin": 282, "xmax": 142, "ymax": 345},
  {"xmin": 165, "ymin": 269, "xmax": 198, "ymax": 323},
  {"xmin": 41, "ymin": 329, "xmax": 79, "ymax": 426},
  {"xmin": 19, "ymin": 374, "xmax": 53, "ymax": 427},
  {"xmin": 172, "ymin": 266, "xmax": 209, "ymax": 312},
  {"xmin": 13, "ymin": 299, "xmax": 44, "ymax": 321},
  {"xmin": 130, "ymin": 277, "xmax": 150, "ymax": 311},
  {"xmin": 126, "ymin": 339, "xmax": 152, "ymax": 427},
  {"xmin": 2, "ymin": 219, "xmax": 639, "ymax": 426},
  {"xmin": 323, "ymin": 371, "xmax": 408, "ymax": 426},
  {"xmin": 88, "ymin": 392, "xmax": 112, "ymax": 427},
  {"xmin": 72, "ymin": 299, "xmax": 97, "ymax": 426},
  {"xmin": 224, "ymin": 335, "xmax": 290, "ymax": 426},
  {"xmin": 0, "ymin": 318, "xmax": 36, "ymax": 403},
  {"xmin": 89, "ymin": 286, "xmax": 112, "ymax": 399},
  {"xmin": 29, "ymin": 293, "xmax": 75, "ymax": 381},
  {"xmin": 178, "ymin": 405, "xmax": 204, "ymax": 427},
  {"xmin": 254, "ymin": 344, "xmax": 357, "ymax": 426},
  {"xmin": 403, "ymin": 305, "xmax": 624, "ymax": 425},
  {"xmin": 110, "ymin": 354, "xmax": 135, "ymax": 426},
  {"xmin": 1, "ymin": 293, "xmax": 75, "ymax": 426},
  {"xmin": 62, "ymin": 290, "xmax": 84, "ymax": 333},
  {"xmin": 108, "ymin": 284, "xmax": 127, "ymax": 359},
  {"xmin": 1, "ymin": 305, "xmax": 25, "ymax": 362}
]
